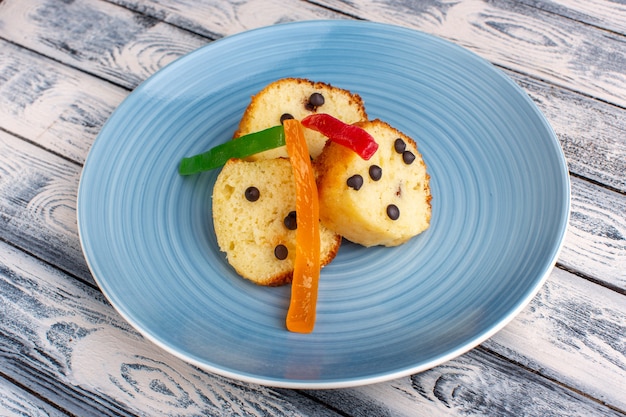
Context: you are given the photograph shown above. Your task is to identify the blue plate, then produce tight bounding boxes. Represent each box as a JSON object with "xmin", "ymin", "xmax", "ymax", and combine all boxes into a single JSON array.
[{"xmin": 77, "ymin": 21, "xmax": 570, "ymax": 388}]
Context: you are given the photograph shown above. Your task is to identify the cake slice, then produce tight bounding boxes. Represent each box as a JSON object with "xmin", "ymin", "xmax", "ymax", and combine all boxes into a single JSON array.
[
  {"xmin": 314, "ymin": 119, "xmax": 432, "ymax": 247},
  {"xmin": 212, "ymin": 157, "xmax": 341, "ymax": 286},
  {"xmin": 234, "ymin": 78, "xmax": 367, "ymax": 160}
]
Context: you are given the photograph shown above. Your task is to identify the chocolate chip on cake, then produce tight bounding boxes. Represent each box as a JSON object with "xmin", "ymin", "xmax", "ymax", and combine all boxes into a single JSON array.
[
  {"xmin": 307, "ymin": 92, "xmax": 325, "ymax": 110},
  {"xmin": 347, "ymin": 174, "xmax": 364, "ymax": 190},
  {"xmin": 394, "ymin": 138, "xmax": 406, "ymax": 153},
  {"xmin": 274, "ymin": 244, "xmax": 288, "ymax": 260},
  {"xmin": 284, "ymin": 211, "xmax": 297, "ymax": 230},
  {"xmin": 402, "ymin": 151, "xmax": 416, "ymax": 165},
  {"xmin": 280, "ymin": 113, "xmax": 294, "ymax": 124},
  {"xmin": 369, "ymin": 165, "xmax": 382, "ymax": 181},
  {"xmin": 386, "ymin": 204, "xmax": 400, "ymax": 220},
  {"xmin": 245, "ymin": 186, "xmax": 260, "ymax": 202}
]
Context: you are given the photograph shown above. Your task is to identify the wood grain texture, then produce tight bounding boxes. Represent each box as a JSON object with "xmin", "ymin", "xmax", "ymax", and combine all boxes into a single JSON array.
[
  {"xmin": 311, "ymin": 0, "xmax": 626, "ymax": 108},
  {"xmin": 0, "ymin": 0, "xmax": 208, "ymax": 89},
  {"xmin": 511, "ymin": 72, "xmax": 626, "ymax": 194},
  {"xmin": 0, "ymin": 40, "xmax": 127, "ymax": 165},
  {"xmin": 1, "ymin": 39, "xmax": 624, "ymax": 417},
  {"xmin": 561, "ymin": 177, "xmax": 626, "ymax": 291},
  {"xmin": 307, "ymin": 347, "xmax": 624, "ymax": 417},
  {"xmin": 0, "ymin": 375, "xmax": 70, "ymax": 417},
  {"xmin": 107, "ymin": 0, "xmax": 346, "ymax": 38},
  {"xmin": 517, "ymin": 0, "xmax": 626, "ymax": 35},
  {"xmin": 0, "ymin": 130, "xmax": 91, "ymax": 283},
  {"xmin": 484, "ymin": 267, "xmax": 626, "ymax": 411},
  {"xmin": 0, "ymin": 241, "xmax": 343, "ymax": 417}
]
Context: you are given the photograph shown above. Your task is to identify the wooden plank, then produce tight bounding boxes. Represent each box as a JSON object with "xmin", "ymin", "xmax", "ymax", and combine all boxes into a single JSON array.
[
  {"xmin": 0, "ymin": 40, "xmax": 127, "ymax": 165},
  {"xmin": 484, "ymin": 267, "xmax": 626, "ymax": 411},
  {"xmin": 0, "ymin": 0, "xmax": 208, "ymax": 89},
  {"xmin": 0, "ymin": 130, "xmax": 92, "ymax": 283},
  {"xmin": 307, "ymin": 350, "xmax": 623, "ymax": 417},
  {"xmin": 310, "ymin": 0, "xmax": 626, "ymax": 108},
  {"xmin": 0, "ymin": 375, "xmax": 70, "ymax": 417},
  {"xmin": 511, "ymin": 71, "xmax": 626, "ymax": 194},
  {"xmin": 517, "ymin": 0, "xmax": 626, "ymax": 35},
  {"xmin": 306, "ymin": 267, "xmax": 626, "ymax": 415},
  {"xmin": 562, "ymin": 177, "xmax": 626, "ymax": 291},
  {"xmin": 9, "ymin": 0, "xmax": 625, "ymax": 110},
  {"xmin": 106, "ymin": 0, "xmax": 346, "ymax": 38},
  {"xmin": 0, "ymin": 241, "xmax": 343, "ymax": 417}
]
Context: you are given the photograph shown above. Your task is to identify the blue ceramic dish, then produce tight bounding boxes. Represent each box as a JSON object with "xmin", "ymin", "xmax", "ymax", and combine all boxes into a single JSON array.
[{"xmin": 77, "ymin": 21, "xmax": 570, "ymax": 388}]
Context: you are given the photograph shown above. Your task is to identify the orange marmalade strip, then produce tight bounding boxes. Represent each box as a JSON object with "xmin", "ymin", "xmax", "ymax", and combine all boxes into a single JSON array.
[{"xmin": 283, "ymin": 119, "xmax": 321, "ymax": 333}]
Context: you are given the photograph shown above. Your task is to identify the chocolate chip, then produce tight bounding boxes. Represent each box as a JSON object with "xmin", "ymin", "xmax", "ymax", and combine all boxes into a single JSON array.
[
  {"xmin": 309, "ymin": 93, "xmax": 325, "ymax": 107},
  {"xmin": 280, "ymin": 113, "xmax": 294, "ymax": 124},
  {"xmin": 347, "ymin": 174, "xmax": 364, "ymax": 190},
  {"xmin": 386, "ymin": 204, "xmax": 400, "ymax": 220},
  {"xmin": 394, "ymin": 138, "xmax": 406, "ymax": 153},
  {"xmin": 244, "ymin": 186, "xmax": 260, "ymax": 202},
  {"xmin": 402, "ymin": 151, "xmax": 416, "ymax": 165},
  {"xmin": 369, "ymin": 165, "xmax": 382, "ymax": 181},
  {"xmin": 284, "ymin": 211, "xmax": 297, "ymax": 230},
  {"xmin": 305, "ymin": 92, "xmax": 325, "ymax": 111},
  {"xmin": 274, "ymin": 244, "xmax": 288, "ymax": 260}
]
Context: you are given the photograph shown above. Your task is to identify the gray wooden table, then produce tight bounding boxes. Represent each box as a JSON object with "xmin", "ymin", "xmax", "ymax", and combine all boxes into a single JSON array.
[{"xmin": 1, "ymin": 0, "xmax": 625, "ymax": 416}]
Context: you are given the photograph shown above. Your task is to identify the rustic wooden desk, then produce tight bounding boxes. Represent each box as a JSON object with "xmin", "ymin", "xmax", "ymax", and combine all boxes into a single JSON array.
[{"xmin": 1, "ymin": 0, "xmax": 624, "ymax": 415}]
